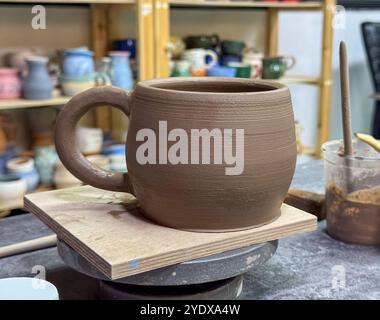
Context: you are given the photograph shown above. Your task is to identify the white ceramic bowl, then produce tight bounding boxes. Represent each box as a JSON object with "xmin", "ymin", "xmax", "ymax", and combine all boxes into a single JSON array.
[
  {"xmin": 6, "ymin": 156, "xmax": 35, "ymax": 173},
  {"xmin": 0, "ymin": 277, "xmax": 59, "ymax": 300},
  {"xmin": 0, "ymin": 174, "xmax": 27, "ymax": 201}
]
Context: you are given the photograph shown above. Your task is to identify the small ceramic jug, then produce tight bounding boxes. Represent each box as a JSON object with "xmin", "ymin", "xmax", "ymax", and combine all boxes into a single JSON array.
[
  {"xmin": 0, "ymin": 68, "xmax": 21, "ymax": 99},
  {"xmin": 109, "ymin": 51, "xmax": 133, "ymax": 90},
  {"xmin": 22, "ymin": 57, "xmax": 53, "ymax": 100},
  {"xmin": 54, "ymin": 78, "xmax": 297, "ymax": 231}
]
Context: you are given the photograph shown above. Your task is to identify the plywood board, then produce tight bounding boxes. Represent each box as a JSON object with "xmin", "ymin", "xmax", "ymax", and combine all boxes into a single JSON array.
[{"xmin": 25, "ymin": 186, "xmax": 317, "ymax": 280}]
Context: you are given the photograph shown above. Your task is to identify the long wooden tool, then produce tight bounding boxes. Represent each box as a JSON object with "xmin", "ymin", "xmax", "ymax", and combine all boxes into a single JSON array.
[
  {"xmin": 0, "ymin": 235, "xmax": 57, "ymax": 259},
  {"xmin": 340, "ymin": 41, "xmax": 353, "ymax": 155}
]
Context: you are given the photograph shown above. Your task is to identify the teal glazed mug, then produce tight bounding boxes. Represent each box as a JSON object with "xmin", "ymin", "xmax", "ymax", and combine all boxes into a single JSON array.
[
  {"xmin": 262, "ymin": 56, "xmax": 296, "ymax": 79},
  {"xmin": 54, "ymin": 78, "xmax": 297, "ymax": 231}
]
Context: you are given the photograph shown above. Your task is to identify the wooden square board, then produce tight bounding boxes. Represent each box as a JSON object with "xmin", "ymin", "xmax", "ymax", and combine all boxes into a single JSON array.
[{"xmin": 24, "ymin": 186, "xmax": 317, "ymax": 280}]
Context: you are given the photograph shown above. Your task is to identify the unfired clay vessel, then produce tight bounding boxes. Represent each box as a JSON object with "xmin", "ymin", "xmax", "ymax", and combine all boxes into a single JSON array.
[{"xmin": 54, "ymin": 78, "xmax": 297, "ymax": 231}]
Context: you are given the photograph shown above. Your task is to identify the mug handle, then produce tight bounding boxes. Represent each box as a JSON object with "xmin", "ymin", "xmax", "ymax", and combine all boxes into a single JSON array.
[
  {"xmin": 284, "ymin": 56, "xmax": 296, "ymax": 70},
  {"xmin": 54, "ymin": 86, "xmax": 133, "ymax": 193},
  {"xmin": 204, "ymin": 50, "xmax": 218, "ymax": 69}
]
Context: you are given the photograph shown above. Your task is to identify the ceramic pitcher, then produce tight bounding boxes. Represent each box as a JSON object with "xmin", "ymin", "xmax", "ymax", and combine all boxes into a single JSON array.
[
  {"xmin": 22, "ymin": 57, "xmax": 53, "ymax": 100},
  {"xmin": 55, "ymin": 78, "xmax": 297, "ymax": 231}
]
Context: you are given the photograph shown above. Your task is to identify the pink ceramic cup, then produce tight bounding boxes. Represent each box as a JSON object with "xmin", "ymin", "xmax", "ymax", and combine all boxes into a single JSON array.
[{"xmin": 0, "ymin": 68, "xmax": 21, "ymax": 99}]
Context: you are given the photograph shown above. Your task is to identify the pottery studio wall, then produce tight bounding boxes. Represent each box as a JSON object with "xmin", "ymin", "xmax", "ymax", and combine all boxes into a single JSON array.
[{"xmin": 1, "ymin": 5, "xmax": 377, "ymax": 152}]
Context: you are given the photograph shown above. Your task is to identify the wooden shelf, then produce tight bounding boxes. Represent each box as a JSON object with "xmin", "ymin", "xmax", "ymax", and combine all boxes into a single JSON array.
[
  {"xmin": 0, "ymin": 0, "xmax": 135, "ymax": 4},
  {"xmin": 0, "ymin": 96, "xmax": 71, "ymax": 111},
  {"xmin": 278, "ymin": 75, "xmax": 320, "ymax": 85},
  {"xmin": 170, "ymin": 0, "xmax": 323, "ymax": 10}
]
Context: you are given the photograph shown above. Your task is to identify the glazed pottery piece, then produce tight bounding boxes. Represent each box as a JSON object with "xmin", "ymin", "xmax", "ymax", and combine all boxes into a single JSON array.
[
  {"xmin": 171, "ymin": 60, "xmax": 191, "ymax": 77},
  {"xmin": 0, "ymin": 174, "xmax": 27, "ymax": 202},
  {"xmin": 0, "ymin": 278, "xmax": 59, "ymax": 300},
  {"xmin": 168, "ymin": 36, "xmax": 186, "ymax": 59},
  {"xmin": 227, "ymin": 62, "xmax": 252, "ymax": 78},
  {"xmin": 207, "ymin": 65, "xmax": 236, "ymax": 77},
  {"xmin": 55, "ymin": 78, "xmax": 297, "ymax": 231},
  {"xmin": 54, "ymin": 160, "xmax": 82, "ymax": 189},
  {"xmin": 60, "ymin": 74, "xmax": 96, "ymax": 96},
  {"xmin": 113, "ymin": 39, "xmax": 137, "ymax": 59},
  {"xmin": 34, "ymin": 145, "xmax": 58, "ymax": 185},
  {"xmin": 6, "ymin": 157, "xmax": 39, "ymax": 191},
  {"xmin": 0, "ymin": 144, "xmax": 16, "ymax": 174},
  {"xmin": 76, "ymin": 127, "xmax": 103, "ymax": 155},
  {"xmin": 262, "ymin": 56, "xmax": 296, "ymax": 80},
  {"xmin": 109, "ymin": 51, "xmax": 133, "ymax": 90},
  {"xmin": 242, "ymin": 51, "xmax": 264, "ymax": 79},
  {"xmin": 22, "ymin": 56, "xmax": 53, "ymax": 100},
  {"xmin": 220, "ymin": 54, "xmax": 241, "ymax": 66},
  {"xmin": 182, "ymin": 49, "xmax": 218, "ymax": 71},
  {"xmin": 221, "ymin": 40, "xmax": 246, "ymax": 56},
  {"xmin": 62, "ymin": 48, "xmax": 94, "ymax": 76},
  {"xmin": 184, "ymin": 34, "xmax": 220, "ymax": 50},
  {"xmin": 0, "ymin": 68, "xmax": 21, "ymax": 99}
]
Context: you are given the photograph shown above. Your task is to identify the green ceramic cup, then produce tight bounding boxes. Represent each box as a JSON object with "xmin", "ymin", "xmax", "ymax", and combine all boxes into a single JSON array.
[
  {"xmin": 227, "ymin": 62, "xmax": 252, "ymax": 78},
  {"xmin": 262, "ymin": 56, "xmax": 296, "ymax": 79}
]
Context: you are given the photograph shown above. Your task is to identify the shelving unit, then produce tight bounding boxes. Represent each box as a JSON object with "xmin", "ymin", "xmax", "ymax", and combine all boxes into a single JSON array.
[
  {"xmin": 0, "ymin": 96, "xmax": 71, "ymax": 111},
  {"xmin": 154, "ymin": 0, "xmax": 336, "ymax": 156}
]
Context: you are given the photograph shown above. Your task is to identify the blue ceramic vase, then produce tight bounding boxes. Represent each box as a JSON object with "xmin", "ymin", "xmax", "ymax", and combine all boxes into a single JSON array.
[
  {"xmin": 109, "ymin": 51, "xmax": 133, "ymax": 90},
  {"xmin": 63, "ymin": 48, "xmax": 94, "ymax": 76},
  {"xmin": 22, "ymin": 57, "xmax": 53, "ymax": 100}
]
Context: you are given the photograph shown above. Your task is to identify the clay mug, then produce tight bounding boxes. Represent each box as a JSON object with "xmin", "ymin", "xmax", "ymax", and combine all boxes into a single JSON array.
[
  {"xmin": 55, "ymin": 78, "xmax": 297, "ymax": 231},
  {"xmin": 262, "ymin": 56, "xmax": 296, "ymax": 80},
  {"xmin": 182, "ymin": 49, "xmax": 218, "ymax": 71}
]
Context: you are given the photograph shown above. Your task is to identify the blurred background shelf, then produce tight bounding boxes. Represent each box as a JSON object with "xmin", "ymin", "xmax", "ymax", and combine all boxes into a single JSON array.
[
  {"xmin": 0, "ymin": 97, "xmax": 71, "ymax": 111},
  {"xmin": 170, "ymin": 1, "xmax": 323, "ymax": 10},
  {"xmin": 0, "ymin": 0, "xmax": 136, "ymax": 4}
]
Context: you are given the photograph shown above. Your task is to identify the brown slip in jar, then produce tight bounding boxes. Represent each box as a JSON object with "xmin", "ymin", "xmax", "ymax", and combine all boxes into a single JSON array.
[{"xmin": 54, "ymin": 77, "xmax": 297, "ymax": 231}]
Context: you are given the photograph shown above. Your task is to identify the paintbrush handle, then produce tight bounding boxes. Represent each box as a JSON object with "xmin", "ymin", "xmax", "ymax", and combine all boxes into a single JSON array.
[{"xmin": 340, "ymin": 41, "xmax": 353, "ymax": 155}]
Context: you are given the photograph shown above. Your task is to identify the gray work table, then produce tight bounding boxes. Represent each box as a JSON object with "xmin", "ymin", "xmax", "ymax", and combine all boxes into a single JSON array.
[{"xmin": 0, "ymin": 160, "xmax": 379, "ymax": 300}]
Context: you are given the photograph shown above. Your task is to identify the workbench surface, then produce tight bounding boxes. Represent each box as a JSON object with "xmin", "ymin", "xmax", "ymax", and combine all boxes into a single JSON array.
[{"xmin": 0, "ymin": 161, "xmax": 379, "ymax": 300}]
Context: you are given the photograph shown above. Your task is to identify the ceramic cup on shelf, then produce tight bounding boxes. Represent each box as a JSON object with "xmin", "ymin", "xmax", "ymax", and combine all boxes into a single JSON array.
[
  {"xmin": 54, "ymin": 78, "xmax": 297, "ymax": 231},
  {"xmin": 227, "ymin": 62, "xmax": 252, "ymax": 78},
  {"xmin": 262, "ymin": 56, "xmax": 296, "ymax": 79},
  {"xmin": 34, "ymin": 145, "xmax": 58, "ymax": 186},
  {"xmin": 207, "ymin": 65, "xmax": 236, "ymax": 77},
  {"xmin": 109, "ymin": 51, "xmax": 133, "ymax": 90},
  {"xmin": 168, "ymin": 36, "xmax": 186, "ymax": 59},
  {"xmin": 6, "ymin": 156, "xmax": 39, "ymax": 191},
  {"xmin": 242, "ymin": 50, "xmax": 264, "ymax": 79},
  {"xmin": 62, "ymin": 48, "xmax": 94, "ymax": 76},
  {"xmin": 22, "ymin": 56, "xmax": 53, "ymax": 100},
  {"xmin": 221, "ymin": 40, "xmax": 246, "ymax": 56},
  {"xmin": 0, "ymin": 68, "xmax": 21, "ymax": 99},
  {"xmin": 220, "ymin": 54, "xmax": 241, "ymax": 66},
  {"xmin": 182, "ymin": 49, "xmax": 218, "ymax": 72},
  {"xmin": 170, "ymin": 60, "xmax": 191, "ymax": 77},
  {"xmin": 76, "ymin": 127, "xmax": 103, "ymax": 156},
  {"xmin": 0, "ymin": 174, "xmax": 27, "ymax": 202},
  {"xmin": 184, "ymin": 34, "xmax": 220, "ymax": 50}
]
